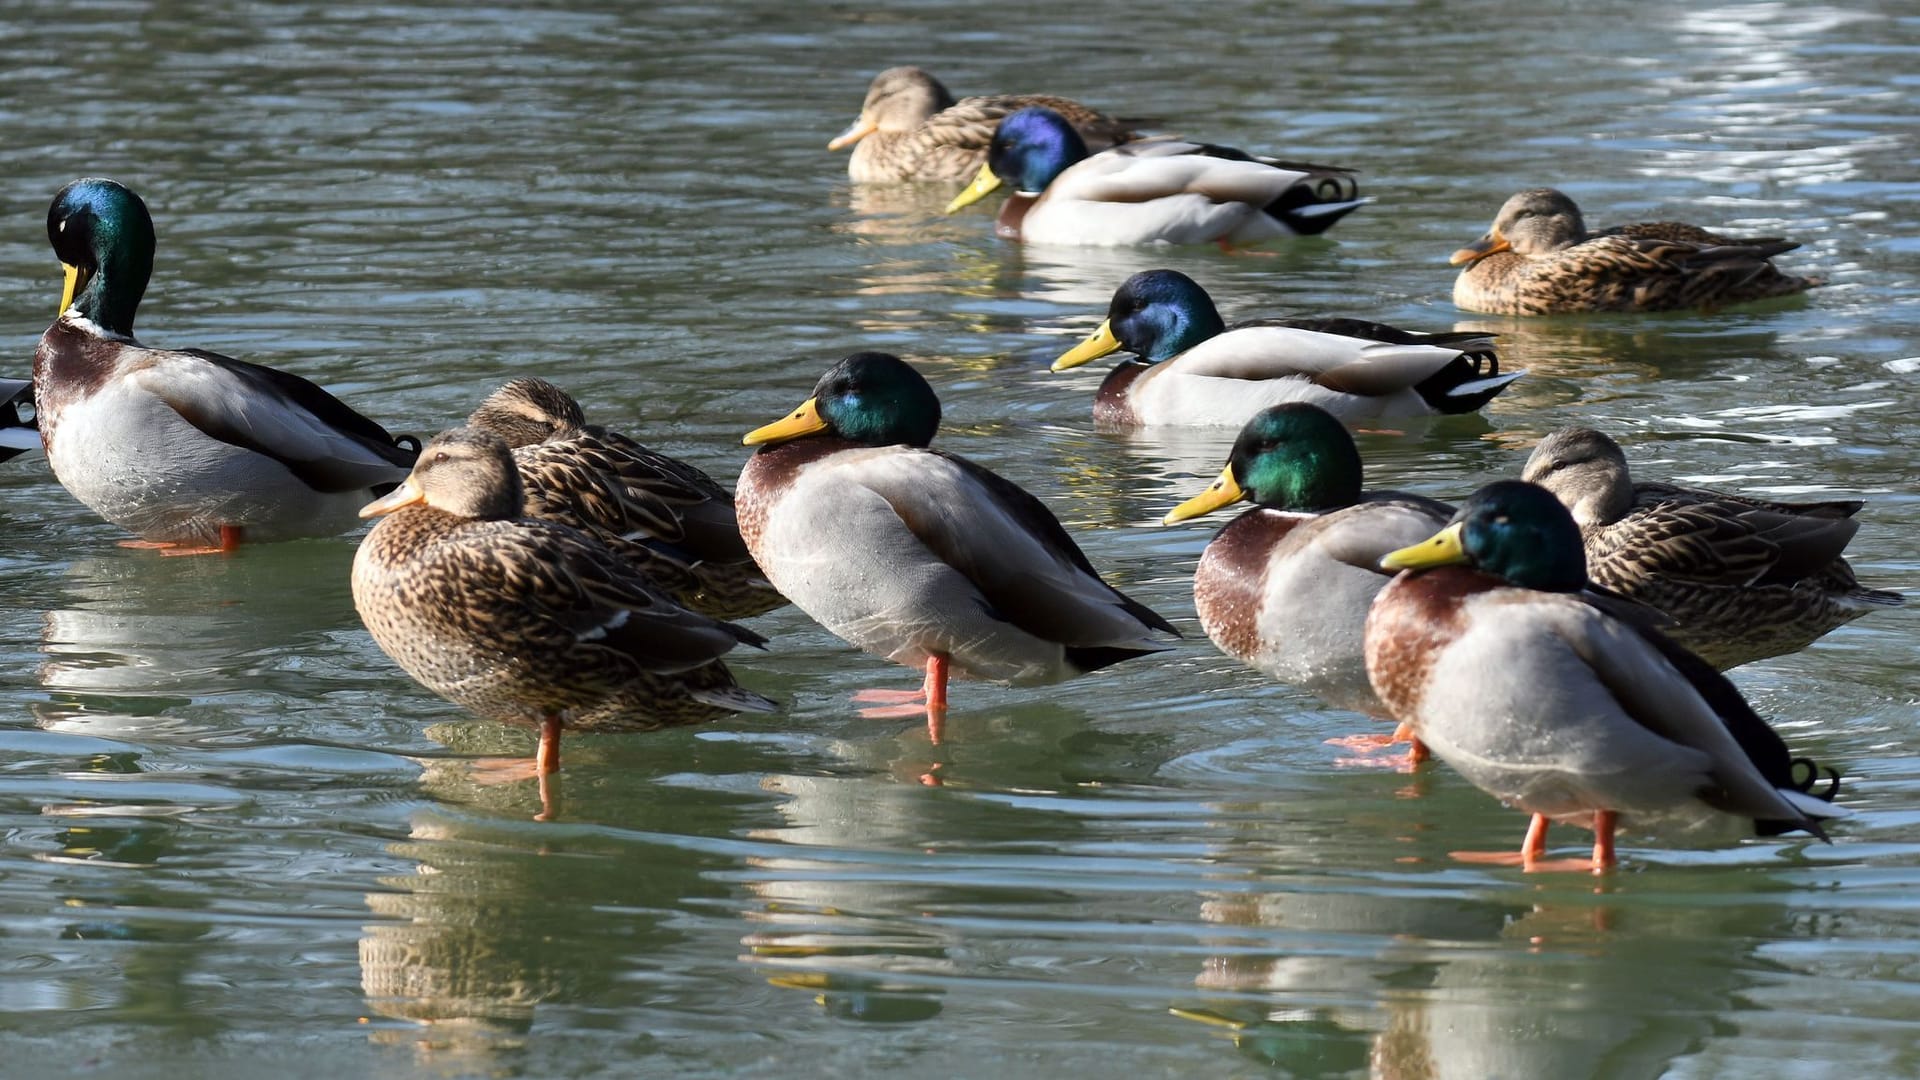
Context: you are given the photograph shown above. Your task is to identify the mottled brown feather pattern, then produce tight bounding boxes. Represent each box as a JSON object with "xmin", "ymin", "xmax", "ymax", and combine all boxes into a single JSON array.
[
  {"xmin": 353, "ymin": 505, "xmax": 773, "ymax": 734},
  {"xmin": 1453, "ymin": 188, "xmax": 1816, "ymax": 315},
  {"xmin": 469, "ymin": 378, "xmax": 784, "ymax": 620},
  {"xmin": 1527, "ymin": 426, "xmax": 1902, "ymax": 669},
  {"xmin": 847, "ymin": 92, "xmax": 1140, "ymax": 182},
  {"xmin": 1193, "ymin": 510, "xmax": 1304, "ymax": 663},
  {"xmin": 1363, "ymin": 567, "xmax": 1490, "ymax": 725}
]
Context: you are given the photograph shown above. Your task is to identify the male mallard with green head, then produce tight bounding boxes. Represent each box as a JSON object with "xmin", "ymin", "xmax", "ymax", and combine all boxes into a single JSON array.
[
  {"xmin": 1366, "ymin": 480, "xmax": 1846, "ymax": 872},
  {"xmin": 1450, "ymin": 188, "xmax": 1817, "ymax": 315},
  {"xmin": 36, "ymin": 177, "xmax": 417, "ymax": 553},
  {"xmin": 1053, "ymin": 270, "xmax": 1519, "ymax": 426},
  {"xmin": 1163, "ymin": 404, "xmax": 1453, "ymax": 763},
  {"xmin": 468, "ymin": 377, "xmax": 784, "ymax": 620},
  {"xmin": 1522, "ymin": 426, "xmax": 1903, "ymax": 669},
  {"xmin": 736, "ymin": 352, "xmax": 1177, "ymax": 742},
  {"xmin": 945, "ymin": 108, "xmax": 1361, "ymax": 246}
]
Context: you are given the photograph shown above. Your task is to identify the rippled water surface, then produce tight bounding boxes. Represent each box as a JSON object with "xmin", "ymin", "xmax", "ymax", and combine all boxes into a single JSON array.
[{"xmin": 2, "ymin": 2, "xmax": 1918, "ymax": 1076}]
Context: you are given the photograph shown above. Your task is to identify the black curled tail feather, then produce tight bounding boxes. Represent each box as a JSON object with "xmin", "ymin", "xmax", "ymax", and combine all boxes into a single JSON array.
[{"xmin": 1411, "ymin": 347, "xmax": 1520, "ymax": 415}]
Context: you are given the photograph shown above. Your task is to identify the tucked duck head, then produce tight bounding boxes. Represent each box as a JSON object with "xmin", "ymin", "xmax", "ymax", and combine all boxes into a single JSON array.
[
  {"xmin": 1164, "ymin": 404, "xmax": 1361, "ymax": 523},
  {"xmin": 1381, "ymin": 479, "xmax": 1586, "ymax": 592},
  {"xmin": 1520, "ymin": 426, "xmax": 1633, "ymax": 528},
  {"xmin": 743, "ymin": 352, "xmax": 941, "ymax": 449},
  {"xmin": 48, "ymin": 177, "xmax": 156, "ymax": 335},
  {"xmin": 360, "ymin": 427, "xmax": 525, "ymax": 522},
  {"xmin": 468, "ymin": 377, "xmax": 589, "ymax": 449},
  {"xmin": 945, "ymin": 106, "xmax": 1087, "ymax": 213},
  {"xmin": 830, "ymin": 66, "xmax": 958, "ymax": 149},
  {"xmin": 1449, "ymin": 188, "xmax": 1587, "ymax": 266},
  {"xmin": 1054, "ymin": 269, "xmax": 1229, "ymax": 371}
]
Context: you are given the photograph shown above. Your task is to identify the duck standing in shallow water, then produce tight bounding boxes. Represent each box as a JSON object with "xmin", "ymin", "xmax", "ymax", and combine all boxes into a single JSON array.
[
  {"xmin": 1450, "ymin": 188, "xmax": 1818, "ymax": 315},
  {"xmin": 467, "ymin": 377, "xmax": 785, "ymax": 620},
  {"xmin": 736, "ymin": 352, "xmax": 1177, "ymax": 743},
  {"xmin": 828, "ymin": 66, "xmax": 1141, "ymax": 183},
  {"xmin": 945, "ymin": 108, "xmax": 1361, "ymax": 246},
  {"xmin": 1521, "ymin": 426, "xmax": 1904, "ymax": 669},
  {"xmin": 1052, "ymin": 270, "xmax": 1519, "ymax": 426},
  {"xmin": 1365, "ymin": 481, "xmax": 1846, "ymax": 873},
  {"xmin": 353, "ymin": 428, "xmax": 775, "ymax": 807},
  {"xmin": 1162, "ymin": 404, "xmax": 1452, "ymax": 765},
  {"xmin": 36, "ymin": 178, "xmax": 418, "ymax": 554}
]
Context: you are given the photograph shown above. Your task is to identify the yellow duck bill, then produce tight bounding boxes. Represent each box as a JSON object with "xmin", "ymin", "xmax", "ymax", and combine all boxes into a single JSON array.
[
  {"xmin": 743, "ymin": 396, "xmax": 828, "ymax": 446},
  {"xmin": 1051, "ymin": 319, "xmax": 1123, "ymax": 372},
  {"xmin": 1379, "ymin": 521, "xmax": 1467, "ymax": 571},
  {"xmin": 1163, "ymin": 465, "xmax": 1246, "ymax": 525},
  {"xmin": 944, "ymin": 163, "xmax": 1004, "ymax": 214}
]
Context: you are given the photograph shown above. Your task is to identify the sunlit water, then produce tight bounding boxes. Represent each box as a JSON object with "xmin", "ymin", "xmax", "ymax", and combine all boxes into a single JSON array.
[{"xmin": 1, "ymin": 2, "xmax": 1917, "ymax": 1077}]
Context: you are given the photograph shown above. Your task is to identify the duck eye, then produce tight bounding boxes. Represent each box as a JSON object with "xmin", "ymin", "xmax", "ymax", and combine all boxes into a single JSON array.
[{"xmin": 433, "ymin": 451, "xmax": 450, "ymax": 465}]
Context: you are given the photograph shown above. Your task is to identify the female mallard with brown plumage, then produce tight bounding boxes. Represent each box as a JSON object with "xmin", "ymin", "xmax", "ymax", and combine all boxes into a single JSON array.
[
  {"xmin": 1521, "ymin": 426, "xmax": 1903, "ymax": 669},
  {"xmin": 467, "ymin": 378, "xmax": 784, "ymax": 620},
  {"xmin": 352, "ymin": 427, "xmax": 775, "ymax": 793},
  {"xmin": 1366, "ymin": 480, "xmax": 1846, "ymax": 873},
  {"xmin": 828, "ymin": 66, "xmax": 1141, "ymax": 183},
  {"xmin": 1450, "ymin": 188, "xmax": 1818, "ymax": 315},
  {"xmin": 1162, "ymin": 404, "xmax": 1451, "ymax": 765},
  {"xmin": 736, "ymin": 352, "xmax": 1176, "ymax": 743}
]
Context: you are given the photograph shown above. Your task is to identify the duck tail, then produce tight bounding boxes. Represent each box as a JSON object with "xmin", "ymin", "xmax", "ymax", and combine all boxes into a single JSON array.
[
  {"xmin": 1413, "ymin": 348, "xmax": 1524, "ymax": 414},
  {"xmin": 690, "ymin": 683, "xmax": 780, "ymax": 715}
]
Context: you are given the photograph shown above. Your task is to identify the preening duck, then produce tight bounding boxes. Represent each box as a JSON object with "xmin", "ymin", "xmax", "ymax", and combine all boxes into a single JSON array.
[
  {"xmin": 1052, "ymin": 270, "xmax": 1519, "ymax": 426},
  {"xmin": 944, "ymin": 107, "xmax": 1362, "ymax": 246},
  {"xmin": 468, "ymin": 378, "xmax": 784, "ymax": 620},
  {"xmin": 35, "ymin": 177, "xmax": 417, "ymax": 553},
  {"xmin": 736, "ymin": 351, "xmax": 1177, "ymax": 742}
]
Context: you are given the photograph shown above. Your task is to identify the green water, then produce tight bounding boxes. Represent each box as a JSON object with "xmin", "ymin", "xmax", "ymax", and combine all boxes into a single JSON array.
[{"xmin": 1, "ymin": 2, "xmax": 1916, "ymax": 1077}]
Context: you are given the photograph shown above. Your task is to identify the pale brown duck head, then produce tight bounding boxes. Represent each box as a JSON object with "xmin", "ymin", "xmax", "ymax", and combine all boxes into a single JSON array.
[
  {"xmin": 828, "ymin": 66, "xmax": 958, "ymax": 149},
  {"xmin": 1450, "ymin": 188, "xmax": 1589, "ymax": 266},
  {"xmin": 1520, "ymin": 425, "xmax": 1634, "ymax": 528},
  {"xmin": 467, "ymin": 377, "xmax": 589, "ymax": 448},
  {"xmin": 360, "ymin": 427, "xmax": 525, "ymax": 522}
]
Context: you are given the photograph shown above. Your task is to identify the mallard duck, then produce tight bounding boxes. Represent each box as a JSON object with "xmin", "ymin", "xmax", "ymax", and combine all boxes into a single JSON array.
[
  {"xmin": 736, "ymin": 351, "xmax": 1177, "ymax": 742},
  {"xmin": 829, "ymin": 66, "xmax": 1141, "ymax": 183},
  {"xmin": 1053, "ymin": 270, "xmax": 1519, "ymax": 425},
  {"xmin": 1366, "ymin": 480, "xmax": 1846, "ymax": 872},
  {"xmin": 1450, "ymin": 188, "xmax": 1818, "ymax": 315},
  {"xmin": 1162, "ymin": 404, "xmax": 1451, "ymax": 763},
  {"xmin": 944, "ymin": 108, "xmax": 1361, "ymax": 246},
  {"xmin": 1521, "ymin": 426, "xmax": 1903, "ymax": 669},
  {"xmin": 353, "ymin": 427, "xmax": 776, "ymax": 786},
  {"xmin": 36, "ymin": 177, "xmax": 418, "ymax": 553},
  {"xmin": 467, "ymin": 378, "xmax": 784, "ymax": 620},
  {"xmin": 0, "ymin": 377, "xmax": 39, "ymax": 462}
]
